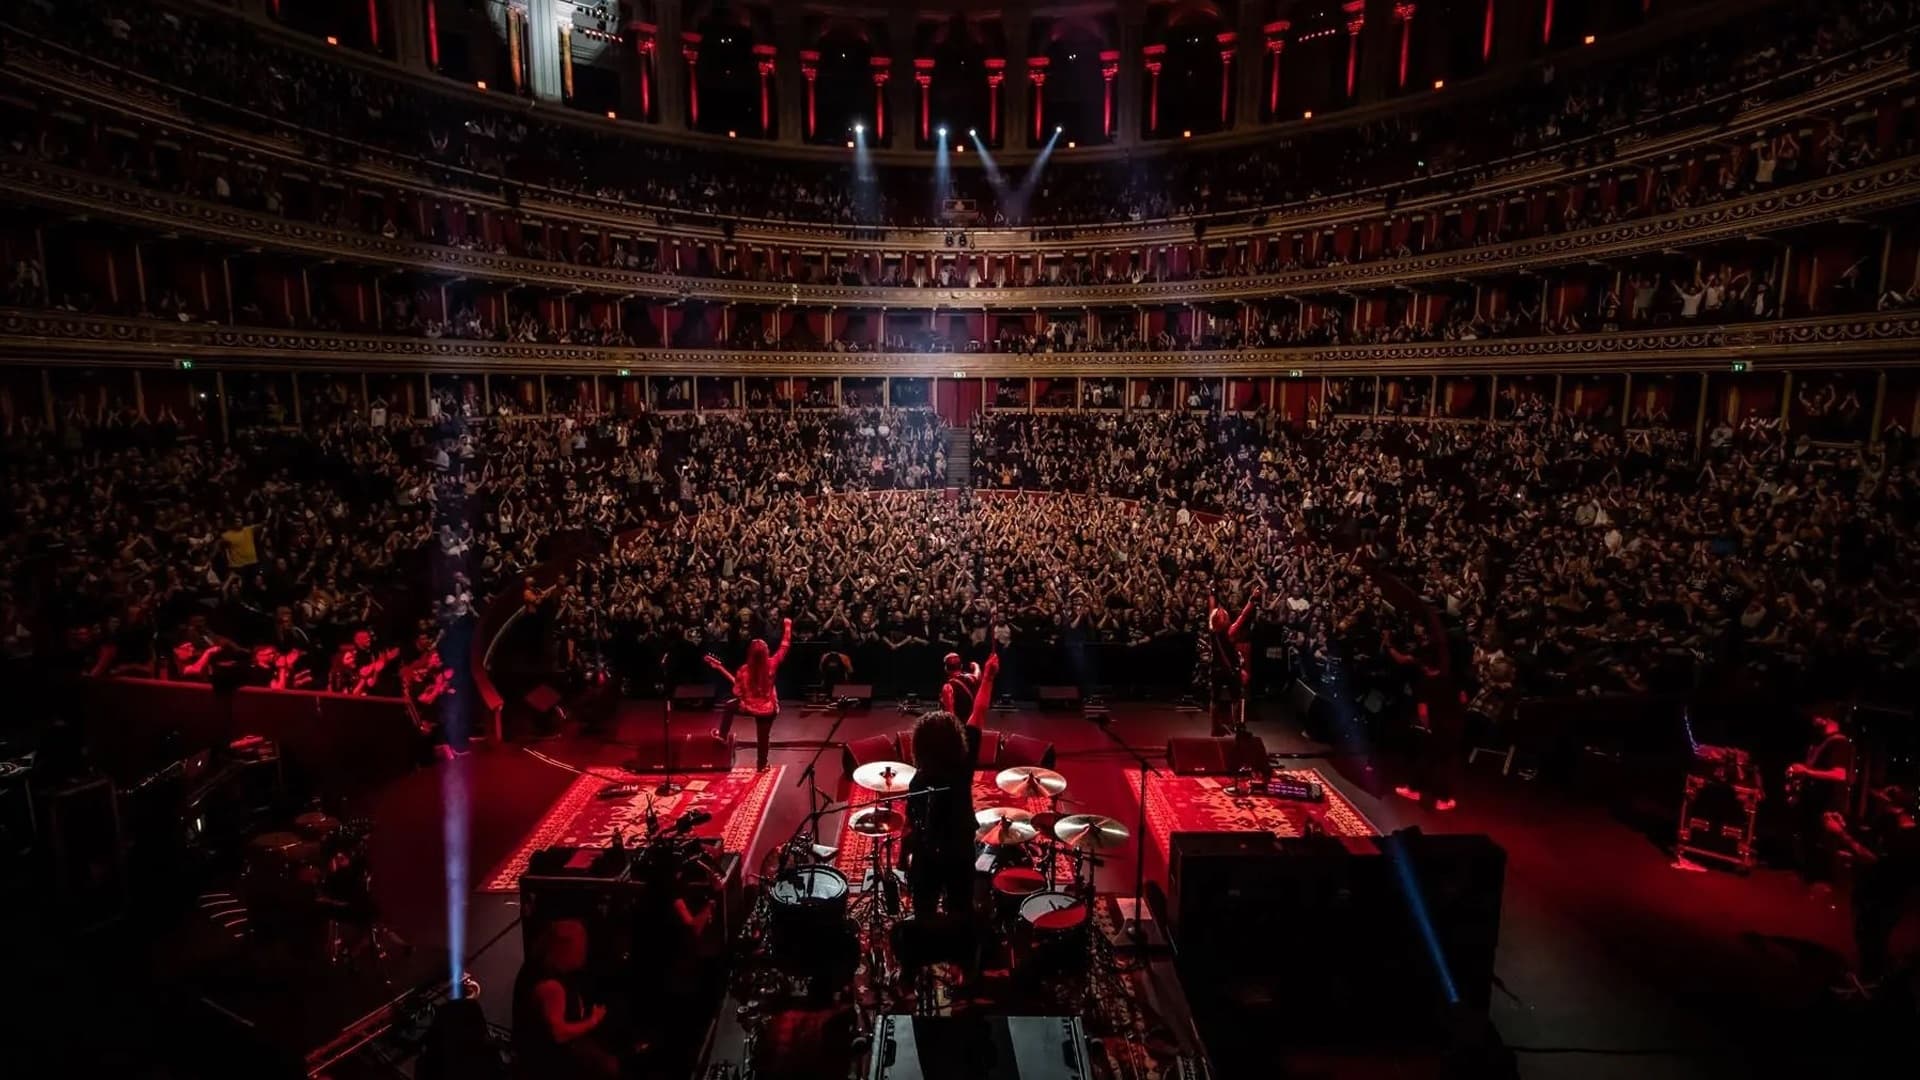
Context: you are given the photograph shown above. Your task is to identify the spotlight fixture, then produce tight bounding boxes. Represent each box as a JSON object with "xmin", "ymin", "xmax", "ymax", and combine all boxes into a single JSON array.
[
  {"xmin": 937, "ymin": 125, "xmax": 948, "ymax": 137},
  {"xmin": 475, "ymin": 80, "xmax": 488, "ymax": 90},
  {"xmin": 326, "ymin": 36, "xmax": 339, "ymax": 46},
  {"xmin": 1433, "ymin": 79, "xmax": 1445, "ymax": 90},
  {"xmin": 1055, "ymin": 125, "xmax": 1063, "ymax": 134},
  {"xmin": 968, "ymin": 127, "xmax": 978, "ymax": 137},
  {"xmin": 1182, "ymin": 129, "xmax": 1192, "ymax": 138},
  {"xmin": 728, "ymin": 130, "xmax": 737, "ymax": 138},
  {"xmin": 1584, "ymin": 34, "xmax": 1597, "ymax": 45},
  {"xmin": 1302, "ymin": 110, "xmax": 1313, "ymax": 119},
  {"xmin": 853, "ymin": 122, "xmax": 865, "ymax": 134},
  {"xmin": 606, "ymin": 110, "xmax": 617, "ymax": 119}
]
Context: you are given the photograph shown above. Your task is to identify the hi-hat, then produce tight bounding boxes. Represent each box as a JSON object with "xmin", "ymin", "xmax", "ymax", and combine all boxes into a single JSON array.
[
  {"xmin": 974, "ymin": 807, "xmax": 1039, "ymax": 846},
  {"xmin": 849, "ymin": 806, "xmax": 905, "ymax": 837},
  {"xmin": 852, "ymin": 760, "xmax": 916, "ymax": 793},
  {"xmin": 996, "ymin": 766, "xmax": 1067, "ymax": 798},
  {"xmin": 1054, "ymin": 814, "xmax": 1130, "ymax": 851}
]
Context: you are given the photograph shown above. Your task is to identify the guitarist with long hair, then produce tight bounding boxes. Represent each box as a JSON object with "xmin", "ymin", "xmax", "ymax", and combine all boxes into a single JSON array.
[{"xmin": 705, "ymin": 618, "xmax": 792, "ymax": 771}]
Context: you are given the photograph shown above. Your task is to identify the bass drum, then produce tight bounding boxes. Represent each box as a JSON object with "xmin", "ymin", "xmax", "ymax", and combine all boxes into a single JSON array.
[
  {"xmin": 1016, "ymin": 890, "xmax": 1090, "ymax": 975},
  {"xmin": 767, "ymin": 866, "xmax": 854, "ymax": 981}
]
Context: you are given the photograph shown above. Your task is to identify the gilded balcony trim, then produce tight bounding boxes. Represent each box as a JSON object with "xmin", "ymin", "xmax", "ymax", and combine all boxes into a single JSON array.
[
  {"xmin": 5, "ymin": 309, "xmax": 1918, "ymax": 376},
  {"xmin": 8, "ymin": 156, "xmax": 1920, "ymax": 309}
]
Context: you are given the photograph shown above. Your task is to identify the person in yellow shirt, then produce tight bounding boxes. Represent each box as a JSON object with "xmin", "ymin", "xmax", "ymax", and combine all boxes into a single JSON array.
[{"xmin": 220, "ymin": 523, "xmax": 258, "ymax": 569}]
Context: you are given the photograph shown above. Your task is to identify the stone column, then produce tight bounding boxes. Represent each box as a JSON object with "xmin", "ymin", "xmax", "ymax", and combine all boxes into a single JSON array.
[
  {"xmin": 524, "ymin": 0, "xmax": 566, "ymax": 103},
  {"xmin": 1114, "ymin": 0, "xmax": 1143, "ymax": 146},
  {"xmin": 657, "ymin": 3, "xmax": 687, "ymax": 129},
  {"xmin": 776, "ymin": 10, "xmax": 806, "ymax": 145}
]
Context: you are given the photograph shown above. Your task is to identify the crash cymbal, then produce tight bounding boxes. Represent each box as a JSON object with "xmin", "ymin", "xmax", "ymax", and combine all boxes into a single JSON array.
[
  {"xmin": 995, "ymin": 766, "xmax": 1068, "ymax": 798},
  {"xmin": 975, "ymin": 810, "xmax": 1039, "ymax": 846},
  {"xmin": 1054, "ymin": 814, "xmax": 1130, "ymax": 852},
  {"xmin": 851, "ymin": 760, "xmax": 916, "ymax": 794},
  {"xmin": 974, "ymin": 806, "xmax": 1034, "ymax": 828},
  {"xmin": 849, "ymin": 806, "xmax": 906, "ymax": 838}
]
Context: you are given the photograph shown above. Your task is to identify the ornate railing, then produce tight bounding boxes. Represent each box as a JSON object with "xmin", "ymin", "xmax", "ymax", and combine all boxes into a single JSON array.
[
  {"xmin": 1, "ymin": 14, "xmax": 1910, "ymax": 256},
  {"xmin": 6, "ymin": 308, "xmax": 1917, "ymax": 376},
  {"xmin": 8, "ymin": 156, "xmax": 1920, "ymax": 309}
]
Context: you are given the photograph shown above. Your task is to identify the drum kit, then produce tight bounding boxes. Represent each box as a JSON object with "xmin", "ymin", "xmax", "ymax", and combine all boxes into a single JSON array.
[
  {"xmin": 239, "ymin": 805, "xmax": 391, "ymax": 965},
  {"xmin": 752, "ymin": 758, "xmax": 1132, "ymax": 1004}
]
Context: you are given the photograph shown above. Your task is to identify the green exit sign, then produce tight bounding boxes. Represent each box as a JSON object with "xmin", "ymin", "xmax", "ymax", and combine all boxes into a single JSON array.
[{"xmin": 1729, "ymin": 361, "xmax": 1750, "ymax": 373}]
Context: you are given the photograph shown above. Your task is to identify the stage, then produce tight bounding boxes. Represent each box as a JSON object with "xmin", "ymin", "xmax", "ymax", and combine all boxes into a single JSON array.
[{"xmin": 347, "ymin": 699, "xmax": 1869, "ymax": 1079}]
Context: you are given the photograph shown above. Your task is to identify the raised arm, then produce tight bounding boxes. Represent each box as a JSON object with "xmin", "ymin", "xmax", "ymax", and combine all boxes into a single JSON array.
[
  {"xmin": 768, "ymin": 618, "xmax": 793, "ymax": 671},
  {"xmin": 1229, "ymin": 587, "xmax": 1261, "ymax": 641},
  {"xmin": 968, "ymin": 649, "xmax": 1001, "ymax": 729}
]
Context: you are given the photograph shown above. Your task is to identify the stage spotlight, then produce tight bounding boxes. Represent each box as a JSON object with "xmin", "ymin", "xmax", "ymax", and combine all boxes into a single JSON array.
[
  {"xmin": 854, "ymin": 122, "xmax": 865, "ymax": 134},
  {"xmin": 968, "ymin": 127, "xmax": 977, "ymax": 137},
  {"xmin": 937, "ymin": 125, "xmax": 948, "ymax": 138},
  {"xmin": 1055, "ymin": 125, "xmax": 1063, "ymax": 134}
]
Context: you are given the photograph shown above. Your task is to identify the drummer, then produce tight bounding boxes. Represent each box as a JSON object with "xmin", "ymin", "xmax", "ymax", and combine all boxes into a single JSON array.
[{"xmin": 902, "ymin": 710, "xmax": 979, "ymax": 920}]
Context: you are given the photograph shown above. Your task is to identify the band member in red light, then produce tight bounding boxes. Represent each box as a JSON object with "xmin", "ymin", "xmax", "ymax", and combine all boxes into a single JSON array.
[
  {"xmin": 706, "ymin": 617, "xmax": 792, "ymax": 771},
  {"xmin": 1204, "ymin": 588, "xmax": 1259, "ymax": 737},
  {"xmin": 941, "ymin": 643, "xmax": 1000, "ymax": 767},
  {"xmin": 1386, "ymin": 628, "xmax": 1465, "ymax": 812},
  {"xmin": 512, "ymin": 919, "xmax": 619, "ymax": 1079}
]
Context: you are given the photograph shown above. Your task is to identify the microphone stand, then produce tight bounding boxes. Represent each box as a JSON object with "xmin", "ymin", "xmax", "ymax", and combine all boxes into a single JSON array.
[
  {"xmin": 1094, "ymin": 713, "xmax": 1164, "ymax": 963},
  {"xmin": 655, "ymin": 697, "xmax": 682, "ymax": 796},
  {"xmin": 788, "ymin": 699, "xmax": 851, "ymax": 862}
]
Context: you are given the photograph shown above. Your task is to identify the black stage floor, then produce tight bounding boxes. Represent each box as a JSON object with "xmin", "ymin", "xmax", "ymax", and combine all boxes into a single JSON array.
[{"xmin": 334, "ymin": 698, "xmax": 1905, "ymax": 1078}]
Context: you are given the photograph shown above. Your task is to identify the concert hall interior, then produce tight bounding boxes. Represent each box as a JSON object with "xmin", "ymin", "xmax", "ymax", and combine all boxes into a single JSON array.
[{"xmin": 4, "ymin": 0, "xmax": 1920, "ymax": 1077}]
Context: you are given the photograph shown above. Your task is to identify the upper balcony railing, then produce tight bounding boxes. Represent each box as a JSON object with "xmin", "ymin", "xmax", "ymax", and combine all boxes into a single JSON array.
[
  {"xmin": 6, "ymin": 307, "xmax": 1917, "ymax": 378},
  {"xmin": 2, "ymin": 5, "xmax": 1913, "ymax": 250},
  {"xmin": 9, "ymin": 153, "xmax": 1919, "ymax": 310}
]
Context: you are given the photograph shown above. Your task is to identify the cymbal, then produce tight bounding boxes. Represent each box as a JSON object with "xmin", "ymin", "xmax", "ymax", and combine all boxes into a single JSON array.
[
  {"xmin": 975, "ymin": 808, "xmax": 1039, "ymax": 846},
  {"xmin": 1054, "ymin": 814, "xmax": 1130, "ymax": 852},
  {"xmin": 849, "ymin": 806, "xmax": 905, "ymax": 838},
  {"xmin": 852, "ymin": 760, "xmax": 916, "ymax": 794},
  {"xmin": 996, "ymin": 766, "xmax": 1068, "ymax": 798}
]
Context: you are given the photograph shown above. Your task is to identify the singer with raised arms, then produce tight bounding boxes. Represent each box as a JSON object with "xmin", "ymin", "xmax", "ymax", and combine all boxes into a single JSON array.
[
  {"xmin": 704, "ymin": 617, "xmax": 792, "ymax": 771},
  {"xmin": 1205, "ymin": 587, "xmax": 1259, "ymax": 737}
]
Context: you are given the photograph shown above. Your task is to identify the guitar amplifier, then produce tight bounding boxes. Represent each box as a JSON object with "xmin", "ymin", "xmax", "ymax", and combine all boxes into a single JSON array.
[{"xmin": 867, "ymin": 1014, "xmax": 1092, "ymax": 1080}]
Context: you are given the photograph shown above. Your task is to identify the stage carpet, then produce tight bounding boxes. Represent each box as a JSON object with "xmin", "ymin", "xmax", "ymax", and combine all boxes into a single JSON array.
[
  {"xmin": 482, "ymin": 766, "xmax": 784, "ymax": 893},
  {"xmin": 1123, "ymin": 767, "xmax": 1382, "ymax": 886}
]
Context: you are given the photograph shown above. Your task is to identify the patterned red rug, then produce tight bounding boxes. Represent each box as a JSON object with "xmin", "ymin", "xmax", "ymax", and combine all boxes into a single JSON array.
[
  {"xmin": 1123, "ymin": 767, "xmax": 1382, "ymax": 886},
  {"xmin": 482, "ymin": 766, "xmax": 784, "ymax": 893}
]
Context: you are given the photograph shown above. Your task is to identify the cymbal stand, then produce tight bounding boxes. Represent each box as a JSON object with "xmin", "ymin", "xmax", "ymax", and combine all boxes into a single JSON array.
[{"xmin": 847, "ymin": 831, "xmax": 902, "ymax": 1009}]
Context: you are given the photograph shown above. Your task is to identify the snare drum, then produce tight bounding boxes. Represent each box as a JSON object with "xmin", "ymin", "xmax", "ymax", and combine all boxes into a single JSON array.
[
  {"xmin": 990, "ymin": 867, "xmax": 1047, "ymax": 920},
  {"xmin": 1016, "ymin": 890, "xmax": 1090, "ymax": 973},
  {"xmin": 768, "ymin": 865, "xmax": 851, "ymax": 973}
]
